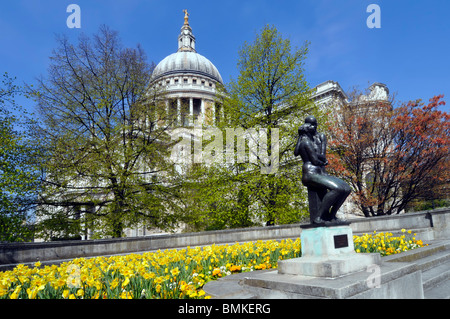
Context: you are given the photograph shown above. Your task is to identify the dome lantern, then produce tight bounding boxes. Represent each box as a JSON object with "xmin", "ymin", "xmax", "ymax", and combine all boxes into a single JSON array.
[
  {"xmin": 151, "ymin": 10, "xmax": 223, "ymax": 84},
  {"xmin": 178, "ymin": 9, "xmax": 196, "ymax": 53}
]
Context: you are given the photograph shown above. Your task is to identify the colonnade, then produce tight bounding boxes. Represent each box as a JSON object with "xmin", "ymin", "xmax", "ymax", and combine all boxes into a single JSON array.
[{"xmin": 164, "ymin": 97, "xmax": 222, "ymax": 127}]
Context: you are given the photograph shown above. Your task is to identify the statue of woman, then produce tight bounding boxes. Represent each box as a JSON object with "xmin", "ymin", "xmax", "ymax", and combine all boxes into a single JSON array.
[{"xmin": 294, "ymin": 116, "xmax": 351, "ymax": 225}]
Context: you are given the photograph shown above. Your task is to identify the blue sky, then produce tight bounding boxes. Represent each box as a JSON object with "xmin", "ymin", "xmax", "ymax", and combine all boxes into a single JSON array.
[{"xmin": 1, "ymin": 0, "xmax": 449, "ymax": 113}]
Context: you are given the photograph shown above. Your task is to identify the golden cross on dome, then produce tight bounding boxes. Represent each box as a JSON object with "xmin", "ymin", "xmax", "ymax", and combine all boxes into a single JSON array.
[{"xmin": 183, "ymin": 9, "xmax": 189, "ymax": 25}]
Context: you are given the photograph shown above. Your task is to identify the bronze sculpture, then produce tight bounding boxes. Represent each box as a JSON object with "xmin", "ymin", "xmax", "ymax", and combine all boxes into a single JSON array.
[{"xmin": 295, "ymin": 116, "xmax": 351, "ymax": 226}]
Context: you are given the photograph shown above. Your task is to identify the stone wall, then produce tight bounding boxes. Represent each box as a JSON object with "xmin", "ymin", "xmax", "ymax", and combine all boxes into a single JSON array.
[{"xmin": 1, "ymin": 208, "xmax": 448, "ymax": 267}]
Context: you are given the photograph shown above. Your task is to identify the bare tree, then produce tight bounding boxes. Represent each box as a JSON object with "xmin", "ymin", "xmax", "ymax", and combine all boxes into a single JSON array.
[{"xmin": 30, "ymin": 25, "xmax": 181, "ymax": 239}]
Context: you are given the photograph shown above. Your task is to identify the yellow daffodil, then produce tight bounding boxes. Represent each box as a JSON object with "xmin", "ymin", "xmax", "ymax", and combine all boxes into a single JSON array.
[
  {"xmin": 110, "ymin": 278, "xmax": 120, "ymax": 289},
  {"xmin": 27, "ymin": 288, "xmax": 38, "ymax": 299},
  {"xmin": 76, "ymin": 289, "xmax": 84, "ymax": 297},
  {"xmin": 170, "ymin": 267, "xmax": 180, "ymax": 277},
  {"xmin": 0, "ymin": 231, "xmax": 424, "ymax": 299},
  {"xmin": 62, "ymin": 289, "xmax": 70, "ymax": 299},
  {"xmin": 122, "ymin": 277, "xmax": 130, "ymax": 288}
]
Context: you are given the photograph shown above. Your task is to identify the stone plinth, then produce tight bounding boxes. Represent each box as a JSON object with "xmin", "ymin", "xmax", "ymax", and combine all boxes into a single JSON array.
[
  {"xmin": 278, "ymin": 225, "xmax": 380, "ymax": 278},
  {"xmin": 278, "ymin": 253, "xmax": 381, "ymax": 278},
  {"xmin": 301, "ymin": 225, "xmax": 354, "ymax": 257},
  {"xmin": 240, "ymin": 224, "xmax": 424, "ymax": 298}
]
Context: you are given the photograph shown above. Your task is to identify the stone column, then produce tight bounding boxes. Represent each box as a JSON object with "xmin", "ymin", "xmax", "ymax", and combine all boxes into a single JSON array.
[
  {"xmin": 177, "ymin": 98, "xmax": 181, "ymax": 125},
  {"xmin": 153, "ymin": 103, "xmax": 158, "ymax": 129},
  {"xmin": 165, "ymin": 100, "xmax": 169, "ymax": 126},
  {"xmin": 201, "ymin": 99, "xmax": 205, "ymax": 123},
  {"xmin": 189, "ymin": 98, "xmax": 194, "ymax": 126},
  {"xmin": 212, "ymin": 102, "xmax": 216, "ymax": 126}
]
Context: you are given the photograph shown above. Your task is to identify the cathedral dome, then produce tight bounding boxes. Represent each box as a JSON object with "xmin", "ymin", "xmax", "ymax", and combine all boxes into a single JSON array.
[
  {"xmin": 152, "ymin": 51, "xmax": 223, "ymax": 84},
  {"xmin": 149, "ymin": 10, "xmax": 223, "ymax": 129},
  {"xmin": 151, "ymin": 10, "xmax": 222, "ymax": 86}
]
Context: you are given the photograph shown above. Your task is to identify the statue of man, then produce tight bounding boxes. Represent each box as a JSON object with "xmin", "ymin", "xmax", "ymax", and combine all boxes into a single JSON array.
[{"xmin": 294, "ymin": 116, "xmax": 351, "ymax": 225}]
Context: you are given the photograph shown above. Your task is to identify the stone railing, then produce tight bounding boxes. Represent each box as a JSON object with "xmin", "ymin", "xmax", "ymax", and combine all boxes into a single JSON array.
[{"xmin": 0, "ymin": 208, "xmax": 449, "ymax": 268}]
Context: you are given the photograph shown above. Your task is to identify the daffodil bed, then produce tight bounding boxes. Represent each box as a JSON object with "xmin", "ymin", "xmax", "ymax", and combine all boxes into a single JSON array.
[{"xmin": 0, "ymin": 229, "xmax": 425, "ymax": 299}]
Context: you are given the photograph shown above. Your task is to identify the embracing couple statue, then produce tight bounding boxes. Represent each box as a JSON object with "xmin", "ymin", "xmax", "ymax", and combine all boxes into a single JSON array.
[{"xmin": 295, "ymin": 116, "xmax": 351, "ymax": 226}]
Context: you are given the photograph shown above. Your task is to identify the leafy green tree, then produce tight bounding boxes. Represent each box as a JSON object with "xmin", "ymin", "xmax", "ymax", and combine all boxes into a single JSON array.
[
  {"xmin": 183, "ymin": 25, "xmax": 316, "ymax": 229},
  {"xmin": 30, "ymin": 26, "xmax": 180, "ymax": 239},
  {"xmin": 0, "ymin": 73, "xmax": 41, "ymax": 242}
]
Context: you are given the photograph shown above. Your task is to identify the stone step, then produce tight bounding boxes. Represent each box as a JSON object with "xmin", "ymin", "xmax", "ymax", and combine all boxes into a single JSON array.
[
  {"xmin": 390, "ymin": 240, "xmax": 450, "ymax": 299},
  {"xmin": 414, "ymin": 249, "xmax": 450, "ymax": 272},
  {"xmin": 424, "ymin": 279, "xmax": 450, "ymax": 299},
  {"xmin": 241, "ymin": 261, "xmax": 424, "ymax": 299},
  {"xmin": 395, "ymin": 240, "xmax": 450, "ymax": 299},
  {"xmin": 422, "ymin": 260, "xmax": 450, "ymax": 291},
  {"xmin": 203, "ymin": 271, "xmax": 260, "ymax": 299}
]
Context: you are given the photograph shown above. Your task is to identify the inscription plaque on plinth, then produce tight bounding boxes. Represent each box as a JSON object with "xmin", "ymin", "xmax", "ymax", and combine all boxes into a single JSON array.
[{"xmin": 334, "ymin": 234, "xmax": 349, "ymax": 249}]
